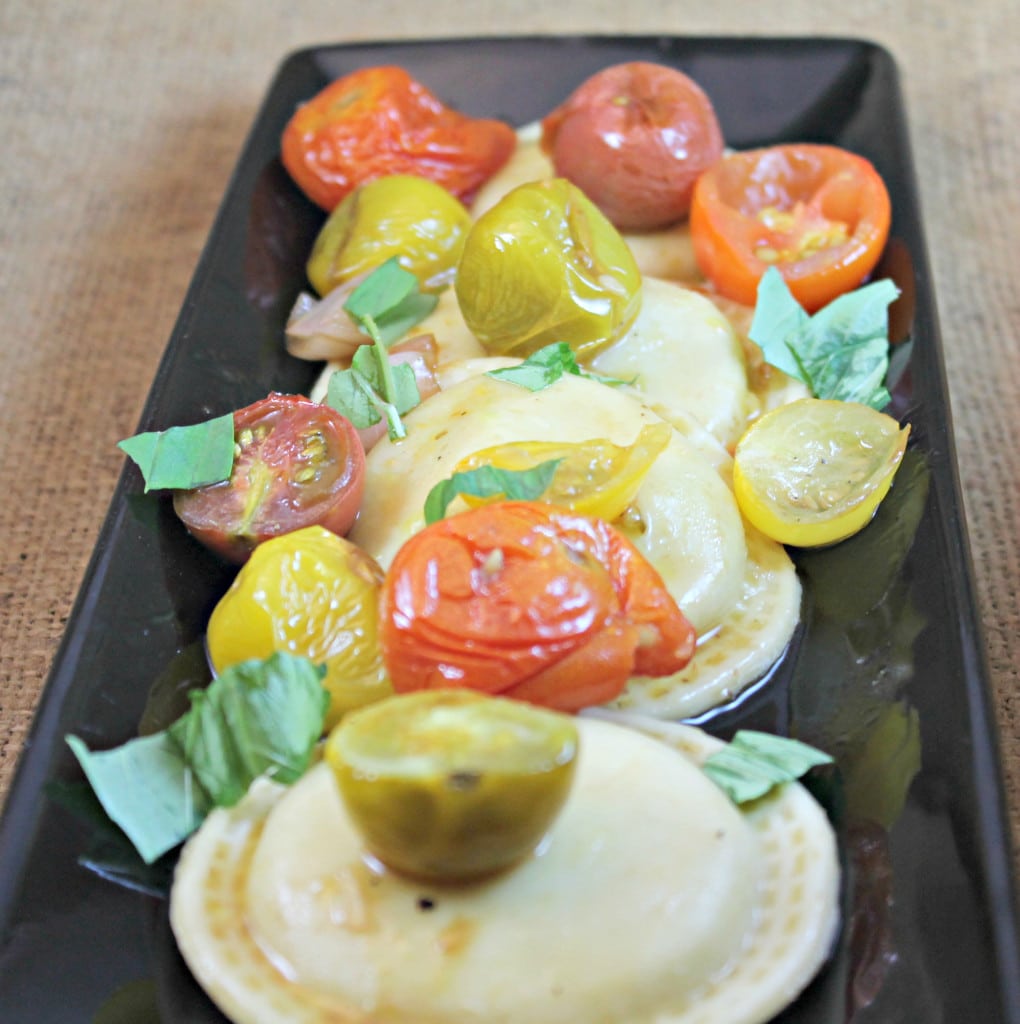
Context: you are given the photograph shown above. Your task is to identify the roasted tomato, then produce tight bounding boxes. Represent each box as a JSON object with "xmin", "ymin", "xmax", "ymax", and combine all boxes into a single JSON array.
[
  {"xmin": 379, "ymin": 501, "xmax": 696, "ymax": 712},
  {"xmin": 280, "ymin": 65, "xmax": 516, "ymax": 212},
  {"xmin": 173, "ymin": 393, "xmax": 365, "ymax": 563},
  {"xmin": 206, "ymin": 526, "xmax": 390, "ymax": 728},
  {"xmin": 541, "ymin": 61, "xmax": 724, "ymax": 231},
  {"xmin": 690, "ymin": 143, "xmax": 892, "ymax": 312},
  {"xmin": 455, "ymin": 178, "xmax": 642, "ymax": 360},
  {"xmin": 305, "ymin": 174, "xmax": 472, "ymax": 296},
  {"xmin": 326, "ymin": 690, "xmax": 578, "ymax": 881}
]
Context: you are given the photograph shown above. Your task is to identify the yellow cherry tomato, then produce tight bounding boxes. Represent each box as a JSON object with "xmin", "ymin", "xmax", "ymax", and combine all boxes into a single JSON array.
[
  {"xmin": 306, "ymin": 173, "xmax": 472, "ymax": 296},
  {"xmin": 206, "ymin": 525, "xmax": 391, "ymax": 729},
  {"xmin": 325, "ymin": 690, "xmax": 578, "ymax": 883},
  {"xmin": 733, "ymin": 398, "xmax": 909, "ymax": 548},
  {"xmin": 455, "ymin": 178, "xmax": 642, "ymax": 360},
  {"xmin": 455, "ymin": 421, "xmax": 672, "ymax": 522}
]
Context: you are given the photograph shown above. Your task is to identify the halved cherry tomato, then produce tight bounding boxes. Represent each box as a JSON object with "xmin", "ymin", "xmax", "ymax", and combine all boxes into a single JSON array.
[
  {"xmin": 173, "ymin": 393, "xmax": 365, "ymax": 563},
  {"xmin": 541, "ymin": 61, "xmax": 724, "ymax": 231},
  {"xmin": 379, "ymin": 501, "xmax": 696, "ymax": 712},
  {"xmin": 689, "ymin": 143, "xmax": 892, "ymax": 312},
  {"xmin": 280, "ymin": 65, "xmax": 516, "ymax": 212}
]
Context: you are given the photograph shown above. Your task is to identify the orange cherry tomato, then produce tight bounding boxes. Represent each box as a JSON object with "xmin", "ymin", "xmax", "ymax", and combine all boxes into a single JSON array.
[
  {"xmin": 281, "ymin": 65, "xmax": 516, "ymax": 212},
  {"xmin": 689, "ymin": 143, "xmax": 892, "ymax": 312},
  {"xmin": 540, "ymin": 61, "xmax": 724, "ymax": 231},
  {"xmin": 379, "ymin": 501, "xmax": 695, "ymax": 713},
  {"xmin": 173, "ymin": 393, "xmax": 365, "ymax": 564}
]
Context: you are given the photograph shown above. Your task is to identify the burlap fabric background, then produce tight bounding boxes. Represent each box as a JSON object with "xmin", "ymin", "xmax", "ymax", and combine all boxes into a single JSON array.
[{"xmin": 1, "ymin": 0, "xmax": 1017, "ymax": 878}]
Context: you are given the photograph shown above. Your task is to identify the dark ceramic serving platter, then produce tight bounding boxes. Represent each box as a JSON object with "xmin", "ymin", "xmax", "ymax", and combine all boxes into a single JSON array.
[{"xmin": 1, "ymin": 35, "xmax": 1018, "ymax": 1023}]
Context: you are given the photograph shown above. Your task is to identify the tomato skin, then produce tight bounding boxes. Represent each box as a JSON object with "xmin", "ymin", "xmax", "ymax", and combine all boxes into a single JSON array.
[
  {"xmin": 173, "ymin": 393, "xmax": 365, "ymax": 564},
  {"xmin": 281, "ymin": 66, "xmax": 516, "ymax": 212},
  {"xmin": 379, "ymin": 501, "xmax": 696, "ymax": 713},
  {"xmin": 206, "ymin": 526, "xmax": 390, "ymax": 728},
  {"xmin": 540, "ymin": 62, "xmax": 724, "ymax": 231},
  {"xmin": 689, "ymin": 143, "xmax": 892, "ymax": 312}
]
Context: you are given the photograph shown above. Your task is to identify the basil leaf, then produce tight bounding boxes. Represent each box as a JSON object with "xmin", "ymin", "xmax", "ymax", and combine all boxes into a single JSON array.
[
  {"xmin": 66, "ymin": 652, "xmax": 328, "ymax": 864},
  {"xmin": 117, "ymin": 413, "xmax": 235, "ymax": 493},
  {"xmin": 751, "ymin": 267, "xmax": 899, "ymax": 410},
  {"xmin": 66, "ymin": 731, "xmax": 210, "ymax": 866},
  {"xmin": 373, "ymin": 291, "xmax": 439, "ymax": 346},
  {"xmin": 168, "ymin": 653, "xmax": 329, "ymax": 808},
  {"xmin": 326, "ymin": 348, "xmax": 421, "ymax": 439},
  {"xmin": 424, "ymin": 459, "xmax": 562, "ymax": 525},
  {"xmin": 343, "ymin": 257, "xmax": 418, "ymax": 322},
  {"xmin": 702, "ymin": 730, "xmax": 834, "ymax": 805},
  {"xmin": 486, "ymin": 342, "xmax": 627, "ymax": 391}
]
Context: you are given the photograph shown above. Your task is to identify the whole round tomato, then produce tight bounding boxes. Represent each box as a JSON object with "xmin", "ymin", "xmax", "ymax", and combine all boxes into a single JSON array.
[
  {"xmin": 378, "ymin": 501, "xmax": 696, "ymax": 712},
  {"xmin": 306, "ymin": 173, "xmax": 472, "ymax": 296},
  {"xmin": 206, "ymin": 525, "xmax": 390, "ymax": 728},
  {"xmin": 689, "ymin": 143, "xmax": 892, "ymax": 311},
  {"xmin": 455, "ymin": 178, "xmax": 642, "ymax": 360},
  {"xmin": 281, "ymin": 65, "xmax": 516, "ymax": 212},
  {"xmin": 541, "ymin": 62, "xmax": 724, "ymax": 231},
  {"xmin": 174, "ymin": 393, "xmax": 365, "ymax": 563}
]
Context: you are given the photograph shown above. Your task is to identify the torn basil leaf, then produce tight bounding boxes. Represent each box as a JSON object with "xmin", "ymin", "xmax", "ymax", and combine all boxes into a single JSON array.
[
  {"xmin": 751, "ymin": 267, "xmax": 899, "ymax": 410},
  {"xmin": 66, "ymin": 652, "xmax": 328, "ymax": 864},
  {"xmin": 343, "ymin": 256, "xmax": 438, "ymax": 346},
  {"xmin": 424, "ymin": 459, "xmax": 562, "ymax": 525},
  {"xmin": 486, "ymin": 342, "xmax": 627, "ymax": 391},
  {"xmin": 117, "ymin": 413, "xmax": 235, "ymax": 493},
  {"xmin": 703, "ymin": 730, "xmax": 834, "ymax": 804}
]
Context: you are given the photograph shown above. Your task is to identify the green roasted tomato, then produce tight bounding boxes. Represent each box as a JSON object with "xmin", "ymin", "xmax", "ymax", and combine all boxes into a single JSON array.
[
  {"xmin": 454, "ymin": 178, "xmax": 642, "ymax": 360},
  {"xmin": 306, "ymin": 173, "xmax": 472, "ymax": 296}
]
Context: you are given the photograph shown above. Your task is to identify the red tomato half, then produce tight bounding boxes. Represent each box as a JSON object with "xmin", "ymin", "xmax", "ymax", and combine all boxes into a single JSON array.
[
  {"xmin": 281, "ymin": 65, "xmax": 516, "ymax": 212},
  {"xmin": 689, "ymin": 143, "xmax": 892, "ymax": 312},
  {"xmin": 379, "ymin": 501, "xmax": 696, "ymax": 713},
  {"xmin": 173, "ymin": 393, "xmax": 365, "ymax": 563},
  {"xmin": 540, "ymin": 61, "xmax": 724, "ymax": 231}
]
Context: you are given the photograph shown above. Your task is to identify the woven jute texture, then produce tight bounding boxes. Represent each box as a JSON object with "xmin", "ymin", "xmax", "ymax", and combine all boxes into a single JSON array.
[{"xmin": 1, "ymin": 0, "xmax": 1017, "ymax": 875}]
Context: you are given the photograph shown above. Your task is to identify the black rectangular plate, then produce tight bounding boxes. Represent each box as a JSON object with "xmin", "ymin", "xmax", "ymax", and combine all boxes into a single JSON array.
[{"xmin": 1, "ymin": 35, "xmax": 1018, "ymax": 1023}]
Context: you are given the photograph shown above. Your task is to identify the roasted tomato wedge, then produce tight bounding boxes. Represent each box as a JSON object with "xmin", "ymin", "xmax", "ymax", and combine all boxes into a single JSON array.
[
  {"xmin": 541, "ymin": 61, "xmax": 724, "ymax": 231},
  {"xmin": 280, "ymin": 65, "xmax": 516, "ymax": 212},
  {"xmin": 690, "ymin": 143, "xmax": 892, "ymax": 312},
  {"xmin": 173, "ymin": 393, "xmax": 365, "ymax": 563},
  {"xmin": 379, "ymin": 501, "xmax": 696, "ymax": 712}
]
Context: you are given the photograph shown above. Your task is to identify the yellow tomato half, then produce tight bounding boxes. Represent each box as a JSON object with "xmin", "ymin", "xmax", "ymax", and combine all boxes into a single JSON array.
[
  {"xmin": 733, "ymin": 398, "xmax": 909, "ymax": 548},
  {"xmin": 454, "ymin": 421, "xmax": 672, "ymax": 522}
]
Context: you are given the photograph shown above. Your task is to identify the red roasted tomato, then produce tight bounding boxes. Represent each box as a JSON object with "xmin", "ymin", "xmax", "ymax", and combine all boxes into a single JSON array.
[
  {"xmin": 173, "ymin": 393, "xmax": 365, "ymax": 563},
  {"xmin": 379, "ymin": 501, "xmax": 696, "ymax": 713},
  {"xmin": 540, "ymin": 61, "xmax": 724, "ymax": 231},
  {"xmin": 281, "ymin": 65, "xmax": 516, "ymax": 212}
]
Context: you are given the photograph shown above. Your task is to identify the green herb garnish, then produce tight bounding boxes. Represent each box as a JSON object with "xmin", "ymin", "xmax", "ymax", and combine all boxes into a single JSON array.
[
  {"xmin": 751, "ymin": 267, "xmax": 900, "ymax": 410},
  {"xmin": 423, "ymin": 459, "xmax": 562, "ymax": 525},
  {"xmin": 702, "ymin": 730, "xmax": 834, "ymax": 804},
  {"xmin": 486, "ymin": 342, "xmax": 627, "ymax": 392},
  {"xmin": 325, "ymin": 258, "xmax": 438, "ymax": 440},
  {"xmin": 66, "ymin": 652, "xmax": 328, "ymax": 864},
  {"xmin": 117, "ymin": 413, "xmax": 235, "ymax": 492}
]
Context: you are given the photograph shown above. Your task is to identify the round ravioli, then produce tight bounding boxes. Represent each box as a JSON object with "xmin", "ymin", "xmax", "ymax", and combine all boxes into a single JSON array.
[
  {"xmin": 347, "ymin": 366, "xmax": 747, "ymax": 636},
  {"xmin": 589, "ymin": 277, "xmax": 755, "ymax": 450},
  {"xmin": 170, "ymin": 715, "xmax": 840, "ymax": 1024}
]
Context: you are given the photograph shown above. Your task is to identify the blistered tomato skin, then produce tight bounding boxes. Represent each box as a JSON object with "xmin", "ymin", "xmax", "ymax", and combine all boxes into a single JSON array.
[
  {"xmin": 280, "ymin": 66, "xmax": 516, "ymax": 212},
  {"xmin": 541, "ymin": 62, "xmax": 724, "ymax": 231},
  {"xmin": 455, "ymin": 178, "xmax": 643, "ymax": 360},
  {"xmin": 173, "ymin": 393, "xmax": 365, "ymax": 564},
  {"xmin": 690, "ymin": 143, "xmax": 892, "ymax": 311},
  {"xmin": 306, "ymin": 174, "xmax": 472, "ymax": 296},
  {"xmin": 206, "ymin": 525, "xmax": 391, "ymax": 729},
  {"xmin": 379, "ymin": 501, "xmax": 696, "ymax": 712}
]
